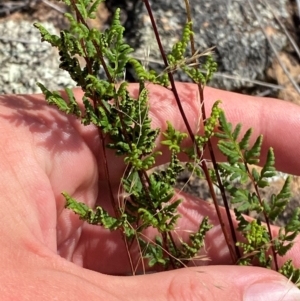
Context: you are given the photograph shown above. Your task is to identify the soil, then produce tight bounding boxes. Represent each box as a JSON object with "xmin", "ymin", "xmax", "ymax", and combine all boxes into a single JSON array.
[{"xmin": 0, "ymin": 0, "xmax": 300, "ymax": 226}]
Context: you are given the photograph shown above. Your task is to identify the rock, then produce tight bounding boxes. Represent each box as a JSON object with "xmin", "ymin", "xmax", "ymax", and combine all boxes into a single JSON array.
[
  {"xmin": 267, "ymin": 52, "xmax": 300, "ymax": 104},
  {"xmin": 0, "ymin": 20, "xmax": 75, "ymax": 94},
  {"xmin": 115, "ymin": 0, "xmax": 288, "ymax": 90}
]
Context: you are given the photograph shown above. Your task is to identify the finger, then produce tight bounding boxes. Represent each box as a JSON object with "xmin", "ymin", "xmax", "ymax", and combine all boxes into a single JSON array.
[
  {"xmin": 175, "ymin": 191, "xmax": 300, "ymax": 269},
  {"xmin": 71, "ymin": 83, "xmax": 300, "ymax": 180},
  {"xmin": 70, "ymin": 188, "xmax": 300, "ymax": 275},
  {"xmin": 138, "ymin": 266, "xmax": 300, "ymax": 301},
  {"xmin": 203, "ymin": 86, "xmax": 300, "ymax": 176},
  {"xmin": 122, "ymin": 82, "xmax": 300, "ymax": 175},
  {"xmin": 7, "ymin": 246, "xmax": 300, "ymax": 301},
  {"xmin": 124, "ymin": 265, "xmax": 300, "ymax": 301}
]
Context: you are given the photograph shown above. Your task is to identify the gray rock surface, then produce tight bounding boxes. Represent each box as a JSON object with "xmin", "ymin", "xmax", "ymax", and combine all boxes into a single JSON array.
[
  {"xmin": 122, "ymin": 0, "xmax": 288, "ymax": 90},
  {"xmin": 0, "ymin": 1, "xmax": 289, "ymax": 94},
  {"xmin": 0, "ymin": 20, "xmax": 75, "ymax": 94}
]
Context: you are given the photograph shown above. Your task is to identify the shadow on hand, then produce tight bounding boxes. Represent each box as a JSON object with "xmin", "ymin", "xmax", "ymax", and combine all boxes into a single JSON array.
[{"xmin": 0, "ymin": 92, "xmax": 92, "ymax": 155}]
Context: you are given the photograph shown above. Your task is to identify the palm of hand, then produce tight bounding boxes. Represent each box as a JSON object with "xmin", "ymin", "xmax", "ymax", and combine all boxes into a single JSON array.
[
  {"xmin": 1, "ymin": 84, "xmax": 300, "ymax": 300},
  {"xmin": 1, "ymin": 89, "xmax": 143, "ymax": 274}
]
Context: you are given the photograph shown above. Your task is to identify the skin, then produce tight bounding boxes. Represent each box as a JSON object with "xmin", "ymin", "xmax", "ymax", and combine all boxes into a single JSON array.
[{"xmin": 0, "ymin": 82, "xmax": 300, "ymax": 300}]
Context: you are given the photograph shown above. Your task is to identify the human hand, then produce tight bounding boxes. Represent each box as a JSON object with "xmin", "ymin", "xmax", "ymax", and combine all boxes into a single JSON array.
[{"xmin": 1, "ymin": 83, "xmax": 300, "ymax": 300}]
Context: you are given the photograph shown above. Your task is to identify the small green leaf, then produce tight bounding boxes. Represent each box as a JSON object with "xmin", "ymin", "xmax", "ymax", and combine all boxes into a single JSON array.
[
  {"xmin": 244, "ymin": 135, "xmax": 263, "ymax": 164},
  {"xmin": 239, "ymin": 128, "xmax": 252, "ymax": 150}
]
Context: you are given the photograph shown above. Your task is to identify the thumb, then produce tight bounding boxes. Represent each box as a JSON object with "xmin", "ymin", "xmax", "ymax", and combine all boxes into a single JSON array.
[{"xmin": 125, "ymin": 266, "xmax": 300, "ymax": 301}]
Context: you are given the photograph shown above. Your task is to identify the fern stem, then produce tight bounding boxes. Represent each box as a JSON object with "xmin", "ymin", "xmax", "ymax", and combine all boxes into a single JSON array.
[
  {"xmin": 142, "ymin": 0, "xmax": 196, "ymax": 145},
  {"xmin": 244, "ymin": 163, "xmax": 278, "ymax": 270},
  {"xmin": 183, "ymin": 0, "xmax": 239, "ymax": 261},
  {"xmin": 144, "ymin": 0, "xmax": 238, "ymax": 263},
  {"xmin": 69, "ymin": 0, "xmax": 138, "ymax": 274}
]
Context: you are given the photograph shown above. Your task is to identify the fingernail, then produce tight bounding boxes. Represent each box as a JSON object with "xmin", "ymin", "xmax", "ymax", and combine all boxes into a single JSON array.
[{"xmin": 244, "ymin": 281, "xmax": 300, "ymax": 301}]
